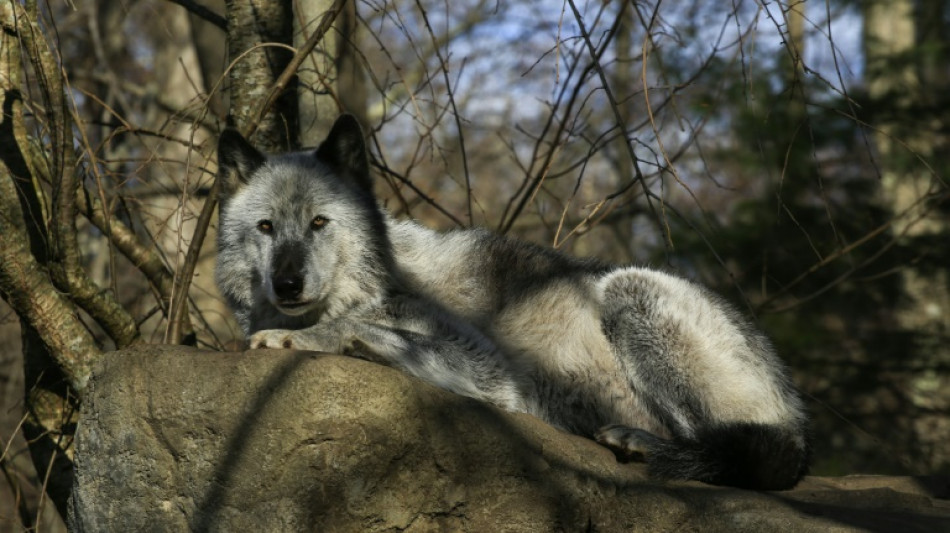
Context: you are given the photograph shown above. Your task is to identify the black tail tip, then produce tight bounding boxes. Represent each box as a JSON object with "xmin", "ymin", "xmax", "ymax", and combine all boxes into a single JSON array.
[{"xmin": 643, "ymin": 423, "xmax": 810, "ymax": 491}]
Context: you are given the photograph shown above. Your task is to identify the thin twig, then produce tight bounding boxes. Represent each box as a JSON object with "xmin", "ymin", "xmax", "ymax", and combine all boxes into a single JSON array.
[
  {"xmin": 565, "ymin": 0, "xmax": 667, "ymax": 250},
  {"xmin": 249, "ymin": 0, "xmax": 348, "ymax": 139},
  {"xmin": 498, "ymin": 49, "xmax": 596, "ymax": 234},
  {"xmin": 414, "ymin": 0, "xmax": 473, "ymax": 226},
  {"xmin": 372, "ymin": 161, "xmax": 465, "ymax": 226},
  {"xmin": 167, "ymin": 0, "xmax": 227, "ymax": 30}
]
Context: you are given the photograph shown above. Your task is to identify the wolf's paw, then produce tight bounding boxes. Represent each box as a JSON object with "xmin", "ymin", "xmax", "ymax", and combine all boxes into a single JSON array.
[
  {"xmin": 595, "ymin": 424, "xmax": 662, "ymax": 462},
  {"xmin": 249, "ymin": 329, "xmax": 296, "ymax": 349},
  {"xmin": 247, "ymin": 329, "xmax": 320, "ymax": 351}
]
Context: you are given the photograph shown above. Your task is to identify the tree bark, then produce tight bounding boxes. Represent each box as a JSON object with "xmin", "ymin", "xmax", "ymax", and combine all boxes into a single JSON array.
[
  {"xmin": 294, "ymin": 0, "xmax": 364, "ymax": 144},
  {"xmin": 863, "ymin": 0, "xmax": 950, "ymax": 471},
  {"xmin": 225, "ymin": 0, "xmax": 297, "ymax": 150},
  {"xmin": 189, "ymin": 0, "xmax": 229, "ymax": 119},
  {"xmin": 0, "ymin": 3, "xmax": 90, "ymax": 523}
]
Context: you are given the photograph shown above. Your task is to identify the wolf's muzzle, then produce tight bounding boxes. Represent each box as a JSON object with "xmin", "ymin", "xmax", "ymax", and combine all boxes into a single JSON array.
[
  {"xmin": 273, "ymin": 273, "xmax": 304, "ymax": 300},
  {"xmin": 271, "ymin": 241, "xmax": 308, "ymax": 302}
]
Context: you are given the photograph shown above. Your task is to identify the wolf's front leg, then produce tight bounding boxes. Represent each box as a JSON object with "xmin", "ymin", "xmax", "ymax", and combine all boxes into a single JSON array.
[
  {"xmin": 249, "ymin": 324, "xmax": 344, "ymax": 353},
  {"xmin": 248, "ymin": 321, "xmax": 388, "ymax": 365}
]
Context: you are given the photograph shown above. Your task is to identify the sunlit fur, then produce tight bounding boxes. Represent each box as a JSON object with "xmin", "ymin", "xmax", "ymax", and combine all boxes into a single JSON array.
[{"xmin": 216, "ymin": 115, "xmax": 810, "ymax": 490}]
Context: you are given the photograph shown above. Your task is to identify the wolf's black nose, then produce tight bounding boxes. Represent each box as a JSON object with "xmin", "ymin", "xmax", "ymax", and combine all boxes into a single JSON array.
[{"xmin": 273, "ymin": 275, "xmax": 303, "ymax": 300}]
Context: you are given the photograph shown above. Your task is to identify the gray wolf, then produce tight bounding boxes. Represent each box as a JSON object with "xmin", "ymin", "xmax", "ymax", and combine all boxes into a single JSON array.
[{"xmin": 216, "ymin": 115, "xmax": 810, "ymax": 490}]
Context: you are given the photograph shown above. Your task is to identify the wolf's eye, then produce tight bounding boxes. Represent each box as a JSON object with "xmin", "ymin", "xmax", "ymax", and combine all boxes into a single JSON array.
[
  {"xmin": 257, "ymin": 219, "xmax": 273, "ymax": 234},
  {"xmin": 311, "ymin": 216, "xmax": 328, "ymax": 230}
]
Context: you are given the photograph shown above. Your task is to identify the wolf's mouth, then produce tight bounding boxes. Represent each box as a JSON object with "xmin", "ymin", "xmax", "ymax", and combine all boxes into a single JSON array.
[{"xmin": 275, "ymin": 300, "xmax": 315, "ymax": 315}]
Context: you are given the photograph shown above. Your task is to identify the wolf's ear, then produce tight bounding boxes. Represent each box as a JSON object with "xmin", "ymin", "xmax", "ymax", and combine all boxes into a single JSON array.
[
  {"xmin": 217, "ymin": 128, "xmax": 265, "ymax": 196},
  {"xmin": 315, "ymin": 114, "xmax": 372, "ymax": 193}
]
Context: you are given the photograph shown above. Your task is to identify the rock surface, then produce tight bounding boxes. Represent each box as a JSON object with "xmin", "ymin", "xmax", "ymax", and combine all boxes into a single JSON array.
[{"xmin": 69, "ymin": 345, "xmax": 950, "ymax": 532}]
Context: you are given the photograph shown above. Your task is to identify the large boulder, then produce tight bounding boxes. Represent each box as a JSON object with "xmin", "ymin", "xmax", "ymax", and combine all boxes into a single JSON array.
[{"xmin": 69, "ymin": 345, "xmax": 950, "ymax": 532}]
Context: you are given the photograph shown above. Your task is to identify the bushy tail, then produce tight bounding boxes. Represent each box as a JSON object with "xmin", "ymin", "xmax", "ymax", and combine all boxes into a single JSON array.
[
  {"xmin": 599, "ymin": 422, "xmax": 809, "ymax": 490},
  {"xmin": 645, "ymin": 423, "xmax": 809, "ymax": 490}
]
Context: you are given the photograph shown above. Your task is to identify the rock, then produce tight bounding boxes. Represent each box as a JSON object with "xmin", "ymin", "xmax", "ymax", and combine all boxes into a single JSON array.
[{"xmin": 69, "ymin": 345, "xmax": 950, "ymax": 532}]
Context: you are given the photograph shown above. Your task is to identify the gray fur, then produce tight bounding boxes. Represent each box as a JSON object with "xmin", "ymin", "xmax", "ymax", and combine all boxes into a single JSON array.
[{"xmin": 216, "ymin": 115, "xmax": 810, "ymax": 490}]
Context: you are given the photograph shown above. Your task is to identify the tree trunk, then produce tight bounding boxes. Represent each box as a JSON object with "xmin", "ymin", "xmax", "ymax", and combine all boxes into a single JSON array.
[
  {"xmin": 189, "ymin": 0, "xmax": 229, "ymax": 120},
  {"xmin": 0, "ymin": 3, "xmax": 89, "ymax": 524},
  {"xmin": 863, "ymin": 0, "xmax": 950, "ymax": 472},
  {"xmin": 225, "ymin": 0, "xmax": 297, "ymax": 150},
  {"xmin": 295, "ymin": 0, "xmax": 354, "ymax": 144},
  {"xmin": 298, "ymin": 0, "xmax": 365, "ymax": 144}
]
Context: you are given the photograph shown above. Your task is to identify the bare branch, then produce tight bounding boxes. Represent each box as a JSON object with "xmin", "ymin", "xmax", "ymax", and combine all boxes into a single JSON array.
[
  {"xmin": 12, "ymin": 2, "xmax": 140, "ymax": 348},
  {"xmin": 414, "ymin": 0, "xmax": 473, "ymax": 225},
  {"xmin": 564, "ymin": 0, "xmax": 665, "ymax": 249},
  {"xmin": 75, "ymin": 184, "xmax": 181, "ymax": 316},
  {"xmin": 1, "ymin": 2, "xmax": 101, "ymax": 392},
  {"xmin": 249, "ymin": 0, "xmax": 348, "ymax": 140},
  {"xmin": 166, "ymin": 0, "xmax": 227, "ymax": 31}
]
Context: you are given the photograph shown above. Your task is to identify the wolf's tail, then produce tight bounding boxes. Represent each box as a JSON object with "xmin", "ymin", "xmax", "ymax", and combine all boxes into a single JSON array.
[
  {"xmin": 600, "ymin": 422, "xmax": 809, "ymax": 490},
  {"xmin": 650, "ymin": 423, "xmax": 809, "ymax": 490}
]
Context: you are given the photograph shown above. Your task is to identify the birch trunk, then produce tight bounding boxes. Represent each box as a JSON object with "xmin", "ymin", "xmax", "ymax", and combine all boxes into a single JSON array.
[{"xmin": 864, "ymin": 0, "xmax": 950, "ymax": 471}]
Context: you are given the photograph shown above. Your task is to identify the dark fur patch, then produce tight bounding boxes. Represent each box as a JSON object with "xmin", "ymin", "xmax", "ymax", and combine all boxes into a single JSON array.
[
  {"xmin": 217, "ymin": 128, "xmax": 266, "ymax": 196},
  {"xmin": 644, "ymin": 422, "xmax": 810, "ymax": 490}
]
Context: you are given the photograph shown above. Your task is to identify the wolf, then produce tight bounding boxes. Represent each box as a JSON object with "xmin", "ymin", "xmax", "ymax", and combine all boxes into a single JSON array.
[{"xmin": 216, "ymin": 114, "xmax": 810, "ymax": 490}]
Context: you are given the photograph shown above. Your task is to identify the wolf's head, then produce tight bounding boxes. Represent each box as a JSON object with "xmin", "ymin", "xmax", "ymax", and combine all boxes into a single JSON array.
[{"xmin": 215, "ymin": 115, "xmax": 391, "ymax": 332}]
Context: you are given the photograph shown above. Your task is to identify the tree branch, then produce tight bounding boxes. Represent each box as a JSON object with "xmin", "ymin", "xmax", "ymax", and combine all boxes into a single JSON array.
[
  {"xmin": 565, "ymin": 0, "xmax": 666, "ymax": 249},
  {"xmin": 12, "ymin": 2, "xmax": 140, "ymax": 348},
  {"xmin": 414, "ymin": 0, "xmax": 473, "ymax": 226},
  {"xmin": 249, "ymin": 0, "xmax": 348, "ymax": 139},
  {"xmin": 75, "ymin": 184, "xmax": 186, "ymax": 325},
  {"xmin": 166, "ymin": 0, "xmax": 227, "ymax": 31},
  {"xmin": 0, "ymin": 120, "xmax": 99, "ymax": 394},
  {"xmin": 1, "ymin": 1, "xmax": 101, "ymax": 394}
]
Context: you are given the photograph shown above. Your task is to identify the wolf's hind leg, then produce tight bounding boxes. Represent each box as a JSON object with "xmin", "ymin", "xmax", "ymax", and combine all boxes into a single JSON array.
[{"xmin": 595, "ymin": 424, "xmax": 666, "ymax": 461}]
